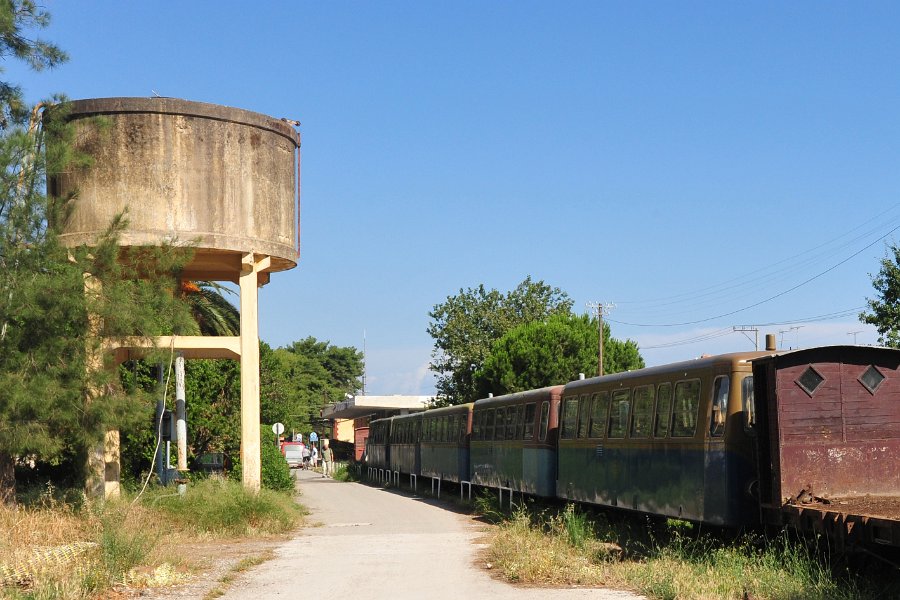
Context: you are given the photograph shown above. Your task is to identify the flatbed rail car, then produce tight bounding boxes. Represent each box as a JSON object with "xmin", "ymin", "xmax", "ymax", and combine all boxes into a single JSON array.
[
  {"xmin": 558, "ymin": 351, "xmax": 769, "ymax": 526},
  {"xmin": 420, "ymin": 403, "xmax": 473, "ymax": 484},
  {"xmin": 471, "ymin": 386, "xmax": 563, "ymax": 497},
  {"xmin": 753, "ymin": 345, "xmax": 900, "ymax": 547}
]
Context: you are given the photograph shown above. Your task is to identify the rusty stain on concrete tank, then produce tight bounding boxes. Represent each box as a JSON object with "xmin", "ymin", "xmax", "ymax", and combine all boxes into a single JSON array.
[{"xmin": 50, "ymin": 97, "xmax": 301, "ymax": 282}]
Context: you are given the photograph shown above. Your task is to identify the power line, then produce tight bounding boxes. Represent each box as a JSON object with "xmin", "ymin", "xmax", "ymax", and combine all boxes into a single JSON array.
[
  {"xmin": 637, "ymin": 307, "xmax": 867, "ymax": 350},
  {"xmin": 608, "ymin": 204, "xmax": 900, "ymax": 318},
  {"xmin": 609, "ymin": 223, "xmax": 900, "ymax": 328}
]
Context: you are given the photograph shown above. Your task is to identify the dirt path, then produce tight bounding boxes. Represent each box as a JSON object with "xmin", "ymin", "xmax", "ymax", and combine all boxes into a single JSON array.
[{"xmin": 211, "ymin": 470, "xmax": 644, "ymax": 600}]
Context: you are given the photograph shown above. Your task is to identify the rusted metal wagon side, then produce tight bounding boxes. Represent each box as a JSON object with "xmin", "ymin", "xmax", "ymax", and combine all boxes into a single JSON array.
[{"xmin": 753, "ymin": 345, "xmax": 900, "ymax": 547}]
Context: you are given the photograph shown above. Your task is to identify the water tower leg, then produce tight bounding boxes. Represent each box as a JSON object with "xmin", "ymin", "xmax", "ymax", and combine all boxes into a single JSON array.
[
  {"xmin": 239, "ymin": 253, "xmax": 269, "ymax": 493},
  {"xmin": 83, "ymin": 273, "xmax": 121, "ymax": 500}
]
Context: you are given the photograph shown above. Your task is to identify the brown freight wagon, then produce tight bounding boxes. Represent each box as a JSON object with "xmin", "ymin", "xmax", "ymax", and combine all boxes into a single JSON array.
[{"xmin": 753, "ymin": 345, "xmax": 900, "ymax": 547}]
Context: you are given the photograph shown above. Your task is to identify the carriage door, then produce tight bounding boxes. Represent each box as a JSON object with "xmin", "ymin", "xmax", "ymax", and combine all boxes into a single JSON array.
[{"xmin": 703, "ymin": 374, "xmax": 730, "ymax": 524}]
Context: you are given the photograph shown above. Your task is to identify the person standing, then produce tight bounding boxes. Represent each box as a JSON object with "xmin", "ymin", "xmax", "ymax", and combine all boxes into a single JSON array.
[
  {"xmin": 322, "ymin": 439, "xmax": 334, "ymax": 478},
  {"xmin": 311, "ymin": 444, "xmax": 318, "ymax": 469}
]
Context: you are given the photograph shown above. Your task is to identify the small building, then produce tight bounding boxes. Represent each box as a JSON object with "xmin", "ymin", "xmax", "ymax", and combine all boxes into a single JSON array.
[{"xmin": 321, "ymin": 395, "xmax": 432, "ymax": 460}]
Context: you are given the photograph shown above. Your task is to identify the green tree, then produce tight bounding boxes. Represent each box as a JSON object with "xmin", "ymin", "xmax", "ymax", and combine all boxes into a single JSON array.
[
  {"xmin": 260, "ymin": 338, "xmax": 363, "ymax": 436},
  {"xmin": 427, "ymin": 276, "xmax": 573, "ymax": 405},
  {"xmin": 861, "ymin": 242, "xmax": 900, "ymax": 348},
  {"xmin": 180, "ymin": 280, "xmax": 240, "ymax": 336},
  {"xmin": 0, "ymin": 2, "xmax": 199, "ymax": 500},
  {"xmin": 0, "ymin": 1, "xmax": 66, "ymax": 128},
  {"xmin": 474, "ymin": 313, "xmax": 644, "ymax": 397}
]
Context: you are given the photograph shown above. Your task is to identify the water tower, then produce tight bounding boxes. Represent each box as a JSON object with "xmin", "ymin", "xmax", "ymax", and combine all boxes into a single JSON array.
[{"xmin": 49, "ymin": 97, "xmax": 301, "ymax": 495}]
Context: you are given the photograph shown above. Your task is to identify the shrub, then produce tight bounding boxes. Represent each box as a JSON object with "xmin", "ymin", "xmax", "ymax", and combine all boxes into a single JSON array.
[
  {"xmin": 228, "ymin": 437, "xmax": 295, "ymax": 493},
  {"xmin": 260, "ymin": 441, "xmax": 294, "ymax": 492}
]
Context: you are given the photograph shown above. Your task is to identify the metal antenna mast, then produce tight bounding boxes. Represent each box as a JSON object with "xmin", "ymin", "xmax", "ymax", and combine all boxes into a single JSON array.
[
  {"xmin": 587, "ymin": 301, "xmax": 616, "ymax": 376},
  {"xmin": 733, "ymin": 325, "xmax": 760, "ymax": 350}
]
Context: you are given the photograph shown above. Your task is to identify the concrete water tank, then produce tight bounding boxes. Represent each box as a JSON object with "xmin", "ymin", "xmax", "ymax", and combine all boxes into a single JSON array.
[{"xmin": 49, "ymin": 97, "xmax": 301, "ymax": 281}]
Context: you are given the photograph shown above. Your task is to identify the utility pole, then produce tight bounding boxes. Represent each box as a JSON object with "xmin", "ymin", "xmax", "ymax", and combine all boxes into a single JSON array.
[
  {"xmin": 586, "ymin": 301, "xmax": 615, "ymax": 376},
  {"xmin": 848, "ymin": 330, "xmax": 862, "ymax": 345}
]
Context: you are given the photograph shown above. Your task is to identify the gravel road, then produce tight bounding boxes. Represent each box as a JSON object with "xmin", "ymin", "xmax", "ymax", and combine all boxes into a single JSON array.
[{"xmin": 217, "ymin": 469, "xmax": 645, "ymax": 600}]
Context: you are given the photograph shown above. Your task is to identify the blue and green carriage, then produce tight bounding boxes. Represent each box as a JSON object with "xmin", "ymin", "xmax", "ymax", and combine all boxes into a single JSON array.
[
  {"xmin": 419, "ymin": 403, "xmax": 473, "ymax": 484},
  {"xmin": 470, "ymin": 386, "xmax": 563, "ymax": 498},
  {"xmin": 556, "ymin": 352, "xmax": 764, "ymax": 526}
]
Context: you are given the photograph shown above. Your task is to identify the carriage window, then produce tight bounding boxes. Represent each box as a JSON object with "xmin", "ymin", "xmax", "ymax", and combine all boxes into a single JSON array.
[
  {"xmin": 742, "ymin": 376, "xmax": 755, "ymax": 429},
  {"xmin": 589, "ymin": 392, "xmax": 609, "ymax": 438},
  {"xmin": 523, "ymin": 403, "xmax": 536, "ymax": 439},
  {"xmin": 710, "ymin": 376, "xmax": 729, "ymax": 437},
  {"xmin": 485, "ymin": 409, "xmax": 495, "ymax": 440},
  {"xmin": 495, "ymin": 408, "xmax": 506, "ymax": 440},
  {"xmin": 506, "ymin": 407, "xmax": 517, "ymax": 440},
  {"xmin": 672, "ymin": 379, "xmax": 701, "ymax": 437},
  {"xmin": 515, "ymin": 404, "xmax": 525, "ymax": 439},
  {"xmin": 539, "ymin": 401, "xmax": 550, "ymax": 442},
  {"xmin": 630, "ymin": 385, "xmax": 654, "ymax": 438},
  {"xmin": 654, "ymin": 383, "xmax": 672, "ymax": 438},
  {"xmin": 577, "ymin": 395, "xmax": 592, "ymax": 438},
  {"xmin": 561, "ymin": 397, "xmax": 579, "ymax": 439},
  {"xmin": 608, "ymin": 389, "xmax": 631, "ymax": 438}
]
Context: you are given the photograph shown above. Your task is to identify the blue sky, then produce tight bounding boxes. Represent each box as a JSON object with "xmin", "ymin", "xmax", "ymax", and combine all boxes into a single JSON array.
[{"xmin": 11, "ymin": 2, "xmax": 900, "ymax": 395}]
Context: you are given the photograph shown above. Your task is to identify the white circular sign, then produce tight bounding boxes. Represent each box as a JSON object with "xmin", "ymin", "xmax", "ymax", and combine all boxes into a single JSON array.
[{"xmin": 272, "ymin": 422, "xmax": 285, "ymax": 435}]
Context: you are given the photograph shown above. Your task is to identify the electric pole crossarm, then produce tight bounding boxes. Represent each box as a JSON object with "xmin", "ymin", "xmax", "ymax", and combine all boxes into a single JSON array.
[{"xmin": 587, "ymin": 301, "xmax": 616, "ymax": 377}]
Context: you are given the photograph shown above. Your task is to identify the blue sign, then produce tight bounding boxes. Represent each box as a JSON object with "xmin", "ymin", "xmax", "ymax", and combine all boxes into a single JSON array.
[{"xmin": 309, "ymin": 432, "xmax": 318, "ymax": 442}]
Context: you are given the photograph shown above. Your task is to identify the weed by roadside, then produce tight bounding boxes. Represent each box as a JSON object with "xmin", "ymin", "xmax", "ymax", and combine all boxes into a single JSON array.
[
  {"xmin": 331, "ymin": 462, "xmax": 361, "ymax": 482},
  {"xmin": 0, "ymin": 477, "xmax": 304, "ymax": 599},
  {"xmin": 480, "ymin": 500, "xmax": 899, "ymax": 600}
]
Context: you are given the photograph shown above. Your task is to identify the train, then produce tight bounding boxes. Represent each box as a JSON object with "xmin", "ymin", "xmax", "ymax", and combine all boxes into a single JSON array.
[{"xmin": 365, "ymin": 344, "xmax": 900, "ymax": 548}]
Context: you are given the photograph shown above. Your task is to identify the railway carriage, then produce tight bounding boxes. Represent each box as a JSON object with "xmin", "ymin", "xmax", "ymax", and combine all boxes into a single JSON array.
[
  {"xmin": 362, "ymin": 344, "xmax": 900, "ymax": 550},
  {"xmin": 420, "ymin": 403, "xmax": 473, "ymax": 483},
  {"xmin": 389, "ymin": 412, "xmax": 422, "ymax": 477},
  {"xmin": 752, "ymin": 345, "xmax": 900, "ymax": 545},
  {"xmin": 470, "ymin": 386, "xmax": 563, "ymax": 497},
  {"xmin": 366, "ymin": 417, "xmax": 392, "ymax": 471},
  {"xmin": 557, "ymin": 352, "xmax": 766, "ymax": 526}
]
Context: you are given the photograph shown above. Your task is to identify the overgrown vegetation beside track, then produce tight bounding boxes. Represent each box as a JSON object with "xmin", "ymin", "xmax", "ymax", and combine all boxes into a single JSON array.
[
  {"xmin": 475, "ymin": 494, "xmax": 900, "ymax": 600},
  {"xmin": 0, "ymin": 478, "xmax": 304, "ymax": 599}
]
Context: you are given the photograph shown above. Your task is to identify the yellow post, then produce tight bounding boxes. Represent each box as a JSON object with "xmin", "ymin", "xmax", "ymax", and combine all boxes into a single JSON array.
[{"xmin": 239, "ymin": 253, "xmax": 270, "ymax": 493}]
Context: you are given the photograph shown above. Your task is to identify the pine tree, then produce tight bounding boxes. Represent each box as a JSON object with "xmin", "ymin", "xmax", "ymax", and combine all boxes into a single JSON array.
[{"xmin": 0, "ymin": 2, "xmax": 198, "ymax": 501}]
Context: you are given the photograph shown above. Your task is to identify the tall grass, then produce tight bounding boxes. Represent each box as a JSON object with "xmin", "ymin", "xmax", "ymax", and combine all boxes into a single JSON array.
[
  {"xmin": 0, "ymin": 477, "xmax": 304, "ymax": 599},
  {"xmin": 482, "ymin": 502, "xmax": 896, "ymax": 599},
  {"xmin": 146, "ymin": 477, "xmax": 303, "ymax": 536}
]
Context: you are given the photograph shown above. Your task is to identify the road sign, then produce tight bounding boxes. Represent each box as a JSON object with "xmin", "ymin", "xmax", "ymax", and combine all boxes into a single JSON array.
[
  {"xmin": 309, "ymin": 431, "xmax": 318, "ymax": 442},
  {"xmin": 272, "ymin": 422, "xmax": 285, "ymax": 435}
]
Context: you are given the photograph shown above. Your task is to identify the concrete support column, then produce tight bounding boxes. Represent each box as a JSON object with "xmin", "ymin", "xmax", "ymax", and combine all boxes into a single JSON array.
[
  {"xmin": 239, "ymin": 253, "xmax": 270, "ymax": 493},
  {"xmin": 83, "ymin": 273, "xmax": 121, "ymax": 500}
]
